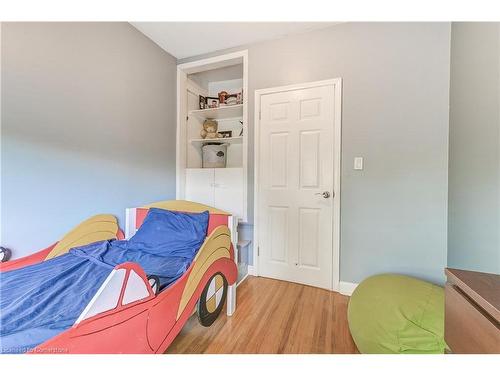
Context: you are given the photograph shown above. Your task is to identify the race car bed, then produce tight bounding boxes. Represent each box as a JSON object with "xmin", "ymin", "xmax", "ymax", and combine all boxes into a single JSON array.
[{"xmin": 0, "ymin": 200, "xmax": 237, "ymax": 354}]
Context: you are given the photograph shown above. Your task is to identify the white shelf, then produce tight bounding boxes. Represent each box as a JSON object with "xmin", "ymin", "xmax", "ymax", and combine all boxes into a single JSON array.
[
  {"xmin": 237, "ymin": 240, "xmax": 251, "ymax": 249},
  {"xmin": 189, "ymin": 104, "xmax": 243, "ymax": 120},
  {"xmin": 189, "ymin": 136, "xmax": 243, "ymax": 145}
]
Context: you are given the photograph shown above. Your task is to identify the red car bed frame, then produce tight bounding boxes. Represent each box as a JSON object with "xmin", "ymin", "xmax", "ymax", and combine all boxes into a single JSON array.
[{"xmin": 30, "ymin": 200, "xmax": 237, "ymax": 354}]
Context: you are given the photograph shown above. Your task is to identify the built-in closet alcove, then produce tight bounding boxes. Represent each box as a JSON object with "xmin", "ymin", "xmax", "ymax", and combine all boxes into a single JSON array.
[{"xmin": 176, "ymin": 51, "xmax": 250, "ymax": 282}]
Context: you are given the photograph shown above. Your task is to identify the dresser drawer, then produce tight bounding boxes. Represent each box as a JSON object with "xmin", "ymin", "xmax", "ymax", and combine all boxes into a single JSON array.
[{"xmin": 445, "ymin": 283, "xmax": 500, "ymax": 353}]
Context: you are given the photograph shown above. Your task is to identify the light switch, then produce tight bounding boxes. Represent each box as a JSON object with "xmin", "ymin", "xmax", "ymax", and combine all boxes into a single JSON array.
[{"xmin": 354, "ymin": 157, "xmax": 363, "ymax": 170}]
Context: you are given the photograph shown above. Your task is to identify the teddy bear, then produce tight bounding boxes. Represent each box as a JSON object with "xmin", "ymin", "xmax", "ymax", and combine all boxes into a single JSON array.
[{"xmin": 200, "ymin": 119, "xmax": 222, "ymax": 139}]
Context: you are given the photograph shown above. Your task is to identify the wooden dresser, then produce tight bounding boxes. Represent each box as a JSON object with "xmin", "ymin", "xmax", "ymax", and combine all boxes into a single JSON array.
[{"xmin": 445, "ymin": 268, "xmax": 500, "ymax": 353}]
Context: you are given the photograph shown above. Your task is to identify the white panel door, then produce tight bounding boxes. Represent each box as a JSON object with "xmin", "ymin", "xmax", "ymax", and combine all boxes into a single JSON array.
[
  {"xmin": 185, "ymin": 168, "xmax": 215, "ymax": 207},
  {"xmin": 258, "ymin": 84, "xmax": 336, "ymax": 290},
  {"xmin": 214, "ymin": 168, "xmax": 244, "ymax": 219}
]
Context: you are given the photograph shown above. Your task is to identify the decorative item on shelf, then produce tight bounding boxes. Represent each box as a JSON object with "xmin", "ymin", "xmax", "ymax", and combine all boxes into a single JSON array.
[
  {"xmin": 215, "ymin": 90, "xmax": 242, "ymax": 107},
  {"xmin": 199, "ymin": 95, "xmax": 207, "ymax": 109},
  {"xmin": 200, "ymin": 119, "xmax": 222, "ymax": 139},
  {"xmin": 223, "ymin": 90, "xmax": 243, "ymax": 106},
  {"xmin": 202, "ymin": 143, "xmax": 228, "ymax": 168},
  {"xmin": 225, "ymin": 95, "xmax": 238, "ymax": 106},
  {"xmin": 218, "ymin": 130, "xmax": 232, "ymax": 139},
  {"xmin": 206, "ymin": 97, "xmax": 219, "ymax": 108},
  {"xmin": 218, "ymin": 91, "xmax": 228, "ymax": 106}
]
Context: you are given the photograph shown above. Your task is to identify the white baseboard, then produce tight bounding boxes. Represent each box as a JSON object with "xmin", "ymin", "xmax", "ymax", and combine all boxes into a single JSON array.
[
  {"xmin": 247, "ymin": 265, "xmax": 257, "ymax": 276},
  {"xmin": 339, "ymin": 281, "xmax": 359, "ymax": 296},
  {"xmin": 244, "ymin": 269, "xmax": 357, "ymax": 296},
  {"xmin": 237, "ymin": 272, "xmax": 250, "ymax": 287}
]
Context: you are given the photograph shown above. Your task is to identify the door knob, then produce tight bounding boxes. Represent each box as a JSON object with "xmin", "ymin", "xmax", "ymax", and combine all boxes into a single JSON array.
[{"xmin": 315, "ymin": 191, "xmax": 331, "ymax": 199}]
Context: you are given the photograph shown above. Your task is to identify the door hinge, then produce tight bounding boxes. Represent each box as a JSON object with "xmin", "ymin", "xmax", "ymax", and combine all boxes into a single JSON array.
[
  {"xmin": 259, "ymin": 111, "xmax": 261, "ymax": 120},
  {"xmin": 186, "ymin": 115, "xmax": 189, "ymax": 121}
]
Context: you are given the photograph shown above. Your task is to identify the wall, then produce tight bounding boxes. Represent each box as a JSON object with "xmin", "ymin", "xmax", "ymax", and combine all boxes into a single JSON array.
[
  {"xmin": 448, "ymin": 23, "xmax": 500, "ymax": 274},
  {"xmin": 1, "ymin": 22, "xmax": 177, "ymax": 257},
  {"xmin": 180, "ymin": 23, "xmax": 451, "ymax": 284},
  {"xmin": 189, "ymin": 64, "xmax": 243, "ymax": 89}
]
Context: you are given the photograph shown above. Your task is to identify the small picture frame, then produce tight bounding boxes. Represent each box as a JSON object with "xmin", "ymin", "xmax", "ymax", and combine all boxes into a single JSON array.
[
  {"xmin": 218, "ymin": 91, "xmax": 228, "ymax": 105},
  {"xmin": 206, "ymin": 97, "xmax": 219, "ymax": 108},
  {"xmin": 199, "ymin": 95, "xmax": 207, "ymax": 109},
  {"xmin": 218, "ymin": 130, "xmax": 232, "ymax": 138}
]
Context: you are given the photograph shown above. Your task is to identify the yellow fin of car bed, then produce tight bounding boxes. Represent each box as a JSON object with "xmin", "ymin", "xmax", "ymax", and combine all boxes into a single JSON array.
[
  {"xmin": 45, "ymin": 214, "xmax": 119, "ymax": 260},
  {"xmin": 143, "ymin": 200, "xmax": 230, "ymax": 216},
  {"xmin": 177, "ymin": 225, "xmax": 232, "ymax": 318}
]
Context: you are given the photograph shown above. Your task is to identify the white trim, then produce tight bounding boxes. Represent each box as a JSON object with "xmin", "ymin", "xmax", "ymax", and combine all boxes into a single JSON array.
[
  {"xmin": 241, "ymin": 52, "xmax": 249, "ymax": 223},
  {"xmin": 332, "ymin": 78, "xmax": 343, "ymax": 292},
  {"xmin": 253, "ymin": 78, "xmax": 343, "ymax": 292},
  {"xmin": 227, "ymin": 284, "xmax": 236, "ymax": 316},
  {"xmin": 178, "ymin": 51, "xmax": 248, "ymax": 75},
  {"xmin": 247, "ymin": 265, "xmax": 257, "ymax": 276},
  {"xmin": 236, "ymin": 271, "xmax": 250, "ymax": 286},
  {"xmin": 253, "ymin": 91, "xmax": 260, "ymax": 276},
  {"xmin": 176, "ymin": 50, "xmax": 249, "ymax": 222},
  {"xmin": 253, "ymin": 78, "xmax": 343, "ymax": 97},
  {"xmin": 338, "ymin": 281, "xmax": 359, "ymax": 297},
  {"xmin": 125, "ymin": 207, "xmax": 137, "ymax": 239},
  {"xmin": 227, "ymin": 214, "xmax": 238, "ymax": 316},
  {"xmin": 228, "ymin": 215, "xmax": 239, "ymax": 264},
  {"xmin": 176, "ymin": 68, "xmax": 187, "ymax": 199}
]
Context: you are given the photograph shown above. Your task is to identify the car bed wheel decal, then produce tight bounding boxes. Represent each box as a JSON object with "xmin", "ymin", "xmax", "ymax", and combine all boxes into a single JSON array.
[
  {"xmin": 197, "ymin": 272, "xmax": 227, "ymax": 327},
  {"xmin": 206, "ymin": 274, "xmax": 224, "ymax": 313}
]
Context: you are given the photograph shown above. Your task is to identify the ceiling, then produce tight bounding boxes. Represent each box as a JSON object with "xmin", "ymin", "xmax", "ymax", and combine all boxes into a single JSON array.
[{"xmin": 131, "ymin": 22, "xmax": 338, "ymax": 59}]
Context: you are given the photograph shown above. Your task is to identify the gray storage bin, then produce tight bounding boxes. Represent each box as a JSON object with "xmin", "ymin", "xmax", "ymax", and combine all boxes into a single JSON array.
[{"xmin": 202, "ymin": 143, "xmax": 228, "ymax": 168}]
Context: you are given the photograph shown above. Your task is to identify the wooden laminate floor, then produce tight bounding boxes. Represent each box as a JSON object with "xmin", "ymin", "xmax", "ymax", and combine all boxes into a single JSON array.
[{"xmin": 166, "ymin": 276, "xmax": 359, "ymax": 354}]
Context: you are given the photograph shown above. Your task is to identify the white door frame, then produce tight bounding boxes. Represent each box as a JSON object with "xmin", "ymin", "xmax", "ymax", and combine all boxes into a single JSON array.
[{"xmin": 253, "ymin": 78, "xmax": 342, "ymax": 292}]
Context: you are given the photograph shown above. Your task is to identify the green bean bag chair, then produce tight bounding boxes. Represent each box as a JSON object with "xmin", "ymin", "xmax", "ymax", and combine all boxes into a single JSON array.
[{"xmin": 347, "ymin": 274, "xmax": 446, "ymax": 354}]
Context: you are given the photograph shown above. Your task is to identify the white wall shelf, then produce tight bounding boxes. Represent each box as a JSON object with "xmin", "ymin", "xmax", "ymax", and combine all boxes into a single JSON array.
[
  {"xmin": 189, "ymin": 104, "xmax": 243, "ymax": 120},
  {"xmin": 189, "ymin": 136, "xmax": 243, "ymax": 145}
]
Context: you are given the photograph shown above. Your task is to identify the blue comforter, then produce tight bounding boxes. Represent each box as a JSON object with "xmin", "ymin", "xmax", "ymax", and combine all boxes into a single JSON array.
[{"xmin": 0, "ymin": 208, "xmax": 209, "ymax": 353}]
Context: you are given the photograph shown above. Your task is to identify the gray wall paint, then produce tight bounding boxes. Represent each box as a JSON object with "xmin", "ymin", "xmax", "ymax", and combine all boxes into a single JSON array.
[
  {"xmin": 448, "ymin": 23, "xmax": 500, "ymax": 274},
  {"xmin": 181, "ymin": 23, "xmax": 451, "ymax": 284},
  {"xmin": 1, "ymin": 22, "xmax": 177, "ymax": 257}
]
